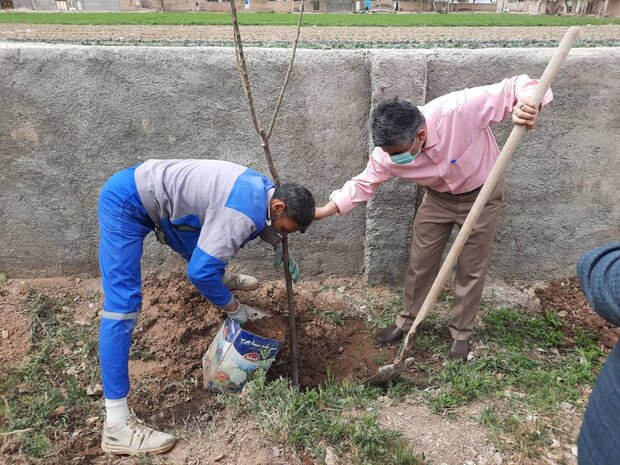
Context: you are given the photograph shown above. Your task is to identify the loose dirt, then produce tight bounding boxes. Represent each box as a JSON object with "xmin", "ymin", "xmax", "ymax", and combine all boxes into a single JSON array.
[
  {"xmin": 536, "ymin": 276, "xmax": 620, "ymax": 349},
  {"xmin": 136, "ymin": 272, "xmax": 397, "ymax": 390},
  {"xmin": 0, "ymin": 283, "xmax": 30, "ymax": 370},
  {"xmin": 0, "ymin": 274, "xmax": 400, "ymax": 465},
  {"xmin": 1, "ymin": 24, "xmax": 618, "ymax": 46},
  {"xmin": 379, "ymin": 401, "xmax": 499, "ymax": 465}
]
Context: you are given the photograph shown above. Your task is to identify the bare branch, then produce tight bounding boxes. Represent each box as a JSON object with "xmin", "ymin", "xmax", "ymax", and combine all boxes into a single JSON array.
[
  {"xmin": 266, "ymin": 1, "xmax": 305, "ymax": 141},
  {"xmin": 258, "ymin": 129, "xmax": 281, "ymax": 186},
  {"xmin": 229, "ymin": 0, "xmax": 261, "ymax": 136}
]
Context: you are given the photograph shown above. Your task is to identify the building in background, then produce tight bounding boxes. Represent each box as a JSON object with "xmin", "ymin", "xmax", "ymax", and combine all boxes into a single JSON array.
[{"xmin": 2, "ymin": 0, "xmax": 618, "ymax": 16}]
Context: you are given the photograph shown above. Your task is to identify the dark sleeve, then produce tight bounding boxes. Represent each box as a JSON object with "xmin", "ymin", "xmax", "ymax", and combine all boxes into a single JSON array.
[{"xmin": 577, "ymin": 242, "xmax": 620, "ymax": 327}]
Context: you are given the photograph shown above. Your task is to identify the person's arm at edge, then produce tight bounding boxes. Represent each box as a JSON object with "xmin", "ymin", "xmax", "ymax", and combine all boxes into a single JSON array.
[
  {"xmin": 464, "ymin": 74, "xmax": 554, "ymax": 130},
  {"xmin": 577, "ymin": 242, "xmax": 620, "ymax": 327},
  {"xmin": 315, "ymin": 151, "xmax": 392, "ymax": 221}
]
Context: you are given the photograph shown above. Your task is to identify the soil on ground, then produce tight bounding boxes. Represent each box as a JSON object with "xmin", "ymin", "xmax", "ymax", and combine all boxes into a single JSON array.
[
  {"xmin": 1, "ymin": 24, "xmax": 618, "ymax": 46},
  {"xmin": 135, "ymin": 272, "xmax": 397, "ymax": 391},
  {"xmin": 536, "ymin": 276, "xmax": 620, "ymax": 349},
  {"xmin": 0, "ymin": 286, "xmax": 29, "ymax": 370},
  {"xmin": 0, "ymin": 272, "xmax": 605, "ymax": 465}
]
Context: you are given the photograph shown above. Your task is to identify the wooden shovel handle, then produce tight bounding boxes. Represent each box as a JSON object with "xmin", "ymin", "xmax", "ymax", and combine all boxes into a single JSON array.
[{"xmin": 396, "ymin": 27, "xmax": 581, "ymax": 363}]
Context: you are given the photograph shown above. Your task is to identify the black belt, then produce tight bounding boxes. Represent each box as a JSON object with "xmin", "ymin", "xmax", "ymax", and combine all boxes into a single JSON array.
[
  {"xmin": 428, "ymin": 185, "xmax": 483, "ymax": 198},
  {"xmin": 460, "ymin": 185, "xmax": 483, "ymax": 196}
]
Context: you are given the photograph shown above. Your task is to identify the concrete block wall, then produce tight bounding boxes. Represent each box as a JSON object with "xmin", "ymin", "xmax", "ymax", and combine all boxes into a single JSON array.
[
  {"xmin": 1, "ymin": 44, "xmax": 619, "ymax": 285},
  {"xmin": 364, "ymin": 51, "xmax": 427, "ymax": 284}
]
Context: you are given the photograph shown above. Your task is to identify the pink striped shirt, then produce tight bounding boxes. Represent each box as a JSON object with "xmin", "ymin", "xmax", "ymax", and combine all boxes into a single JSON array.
[{"xmin": 330, "ymin": 75, "xmax": 553, "ymax": 215}]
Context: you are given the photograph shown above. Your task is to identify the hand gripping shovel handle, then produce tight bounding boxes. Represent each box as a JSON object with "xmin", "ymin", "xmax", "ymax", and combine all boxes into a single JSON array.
[{"xmin": 394, "ymin": 27, "xmax": 581, "ymax": 368}]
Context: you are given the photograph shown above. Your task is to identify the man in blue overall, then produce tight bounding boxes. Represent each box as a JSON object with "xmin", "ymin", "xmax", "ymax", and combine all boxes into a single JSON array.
[{"xmin": 98, "ymin": 159, "xmax": 315, "ymax": 455}]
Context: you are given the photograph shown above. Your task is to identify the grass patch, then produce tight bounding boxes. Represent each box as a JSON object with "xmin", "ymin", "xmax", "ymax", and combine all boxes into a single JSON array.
[
  {"xmin": 22, "ymin": 288, "xmax": 68, "ymax": 342},
  {"xmin": 367, "ymin": 295, "xmax": 403, "ymax": 330},
  {"xmin": 0, "ymin": 11, "xmax": 618, "ymax": 27},
  {"xmin": 423, "ymin": 307, "xmax": 602, "ymax": 412},
  {"xmin": 383, "ymin": 303, "xmax": 604, "ymax": 458},
  {"xmin": 414, "ymin": 311, "xmax": 448, "ymax": 352},
  {"xmin": 481, "ymin": 307, "xmax": 565, "ymax": 348},
  {"xmin": 477, "ymin": 406, "xmax": 552, "ymax": 459},
  {"xmin": 0, "ymin": 289, "xmax": 101, "ymax": 459},
  {"xmin": 236, "ymin": 373, "xmax": 426, "ymax": 464},
  {"xmin": 361, "ymin": 290, "xmax": 602, "ymax": 458},
  {"xmin": 0, "ymin": 273, "xmax": 6, "ymax": 296}
]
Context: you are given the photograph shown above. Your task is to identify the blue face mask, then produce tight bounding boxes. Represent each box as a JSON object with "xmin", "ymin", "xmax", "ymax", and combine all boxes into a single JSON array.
[
  {"xmin": 390, "ymin": 142, "xmax": 422, "ymax": 165},
  {"xmin": 391, "ymin": 152, "xmax": 415, "ymax": 164}
]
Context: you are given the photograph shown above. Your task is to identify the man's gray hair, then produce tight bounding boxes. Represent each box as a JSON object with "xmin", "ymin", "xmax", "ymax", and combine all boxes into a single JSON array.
[{"xmin": 370, "ymin": 97, "xmax": 425, "ymax": 148}]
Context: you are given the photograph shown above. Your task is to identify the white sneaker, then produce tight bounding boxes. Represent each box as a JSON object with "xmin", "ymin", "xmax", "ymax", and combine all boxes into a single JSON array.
[
  {"xmin": 223, "ymin": 272, "xmax": 259, "ymax": 291},
  {"xmin": 101, "ymin": 416, "xmax": 177, "ymax": 455}
]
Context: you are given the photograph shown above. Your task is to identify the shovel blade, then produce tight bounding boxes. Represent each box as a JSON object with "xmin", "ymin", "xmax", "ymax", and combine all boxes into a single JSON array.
[
  {"xmin": 363, "ymin": 363, "xmax": 400, "ymax": 387},
  {"xmin": 362, "ymin": 357, "xmax": 415, "ymax": 387}
]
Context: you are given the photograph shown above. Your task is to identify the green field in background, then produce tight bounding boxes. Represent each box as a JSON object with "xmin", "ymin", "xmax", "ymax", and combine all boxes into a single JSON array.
[{"xmin": 0, "ymin": 11, "xmax": 618, "ymax": 27}]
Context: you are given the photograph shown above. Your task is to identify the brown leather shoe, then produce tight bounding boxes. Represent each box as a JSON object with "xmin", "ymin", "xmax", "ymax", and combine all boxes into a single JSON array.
[
  {"xmin": 449, "ymin": 339, "xmax": 471, "ymax": 362},
  {"xmin": 374, "ymin": 324, "xmax": 405, "ymax": 345}
]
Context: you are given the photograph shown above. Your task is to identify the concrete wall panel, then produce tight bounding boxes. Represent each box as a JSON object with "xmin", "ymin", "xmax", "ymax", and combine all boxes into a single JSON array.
[
  {"xmin": 364, "ymin": 50, "xmax": 427, "ymax": 285},
  {"xmin": 1, "ymin": 44, "xmax": 618, "ymax": 284},
  {"xmin": 0, "ymin": 44, "xmax": 369, "ymax": 280}
]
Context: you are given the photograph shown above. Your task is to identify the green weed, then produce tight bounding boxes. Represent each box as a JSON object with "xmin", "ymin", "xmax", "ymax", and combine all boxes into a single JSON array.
[
  {"xmin": 367, "ymin": 296, "xmax": 403, "ymax": 331},
  {"xmin": 479, "ymin": 308, "xmax": 564, "ymax": 349},
  {"xmin": 19, "ymin": 431, "xmax": 51, "ymax": 458},
  {"xmin": 386, "ymin": 378, "xmax": 411, "ymax": 402},
  {"xmin": 313, "ymin": 308, "xmax": 346, "ymax": 327},
  {"xmin": 136, "ymin": 455, "xmax": 155, "ymax": 465}
]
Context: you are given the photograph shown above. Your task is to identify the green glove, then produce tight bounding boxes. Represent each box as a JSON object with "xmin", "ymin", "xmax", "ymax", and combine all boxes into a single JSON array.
[{"xmin": 273, "ymin": 243, "xmax": 300, "ymax": 283}]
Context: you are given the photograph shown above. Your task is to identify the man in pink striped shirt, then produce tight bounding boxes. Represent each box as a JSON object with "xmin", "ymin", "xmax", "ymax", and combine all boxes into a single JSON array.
[{"xmin": 315, "ymin": 75, "xmax": 552, "ymax": 361}]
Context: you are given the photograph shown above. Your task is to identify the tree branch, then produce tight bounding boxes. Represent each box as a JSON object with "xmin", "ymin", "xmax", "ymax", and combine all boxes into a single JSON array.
[
  {"xmin": 266, "ymin": 1, "xmax": 305, "ymax": 141},
  {"xmin": 229, "ymin": 0, "xmax": 261, "ymax": 136},
  {"xmin": 228, "ymin": 0, "xmax": 305, "ymax": 388}
]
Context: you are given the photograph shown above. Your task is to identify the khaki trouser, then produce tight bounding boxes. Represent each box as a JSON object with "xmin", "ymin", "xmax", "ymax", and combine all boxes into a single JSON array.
[{"xmin": 397, "ymin": 178, "xmax": 504, "ymax": 341}]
